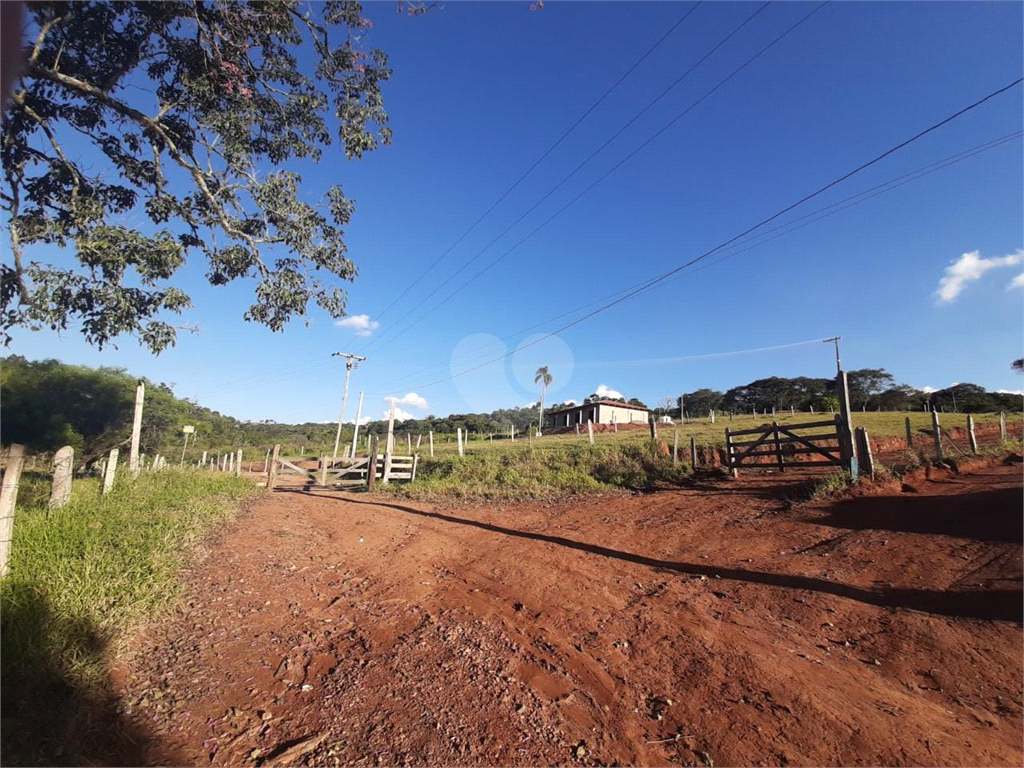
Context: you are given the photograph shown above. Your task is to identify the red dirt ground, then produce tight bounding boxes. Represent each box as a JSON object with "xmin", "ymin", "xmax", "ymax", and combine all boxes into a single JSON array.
[{"xmin": 112, "ymin": 462, "xmax": 1022, "ymax": 767}]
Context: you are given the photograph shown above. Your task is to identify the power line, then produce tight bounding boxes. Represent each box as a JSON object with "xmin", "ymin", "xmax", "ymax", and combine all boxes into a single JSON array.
[
  {"xmin": 577, "ymin": 337, "xmax": 841, "ymax": 368},
  {"xmin": 366, "ymin": 129, "xmax": 1020, "ymax": 396},
  {"xmin": 370, "ymin": 79, "xmax": 1023, "ymax": 397},
  {"xmin": 364, "ymin": 3, "xmax": 703, "ymax": 326},
  {"xmin": 360, "ymin": 1, "xmax": 828, "ymax": 358}
]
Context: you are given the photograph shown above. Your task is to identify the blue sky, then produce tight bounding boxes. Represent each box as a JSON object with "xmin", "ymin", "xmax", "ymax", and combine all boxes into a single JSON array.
[{"xmin": 7, "ymin": 1, "xmax": 1023, "ymax": 423}]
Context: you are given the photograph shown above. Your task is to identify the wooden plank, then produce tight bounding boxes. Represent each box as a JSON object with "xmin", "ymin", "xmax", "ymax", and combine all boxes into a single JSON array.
[
  {"xmin": 740, "ymin": 445, "xmax": 842, "ymax": 457},
  {"xmin": 727, "ymin": 424, "xmax": 776, "ymax": 437},
  {"xmin": 775, "ymin": 424, "xmax": 843, "ymax": 464},
  {"xmin": 729, "ymin": 433, "xmax": 839, "ymax": 448},
  {"xmin": 279, "ymin": 458, "xmax": 314, "ymax": 476},
  {"xmin": 732, "ymin": 430, "xmax": 774, "ymax": 461}
]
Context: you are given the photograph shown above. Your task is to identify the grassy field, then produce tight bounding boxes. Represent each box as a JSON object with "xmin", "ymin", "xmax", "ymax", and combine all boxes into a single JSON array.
[
  {"xmin": 391, "ymin": 410, "xmax": 1023, "ymax": 459},
  {"xmin": 0, "ymin": 468, "xmax": 261, "ymax": 765}
]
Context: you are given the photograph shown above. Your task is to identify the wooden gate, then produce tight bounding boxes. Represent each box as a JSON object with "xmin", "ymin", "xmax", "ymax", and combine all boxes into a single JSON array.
[
  {"xmin": 269, "ymin": 453, "xmax": 418, "ymax": 489},
  {"xmin": 725, "ymin": 416, "xmax": 848, "ymax": 475}
]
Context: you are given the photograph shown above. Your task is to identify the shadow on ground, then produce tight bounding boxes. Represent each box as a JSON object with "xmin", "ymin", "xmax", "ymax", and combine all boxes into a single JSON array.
[
  {"xmin": 278, "ymin": 488, "xmax": 1023, "ymax": 625},
  {"xmin": 0, "ymin": 584, "xmax": 161, "ymax": 767}
]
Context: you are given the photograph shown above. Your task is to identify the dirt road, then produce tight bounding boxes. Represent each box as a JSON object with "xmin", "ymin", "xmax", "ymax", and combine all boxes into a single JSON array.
[{"xmin": 115, "ymin": 463, "xmax": 1022, "ymax": 767}]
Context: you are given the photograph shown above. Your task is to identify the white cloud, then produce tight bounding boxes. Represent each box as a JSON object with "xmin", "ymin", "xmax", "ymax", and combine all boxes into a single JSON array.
[
  {"xmin": 595, "ymin": 384, "xmax": 624, "ymax": 400},
  {"xmin": 564, "ymin": 399, "xmax": 578, "ymax": 406},
  {"xmin": 920, "ymin": 386, "xmax": 938, "ymax": 394},
  {"xmin": 382, "ymin": 406, "xmax": 415, "ymax": 421},
  {"xmin": 1009, "ymin": 272, "xmax": 1024, "ymax": 290},
  {"xmin": 335, "ymin": 314, "xmax": 380, "ymax": 337},
  {"xmin": 387, "ymin": 392, "xmax": 428, "ymax": 410},
  {"xmin": 936, "ymin": 249, "xmax": 1023, "ymax": 303},
  {"xmin": 997, "ymin": 389, "xmax": 1024, "ymax": 395}
]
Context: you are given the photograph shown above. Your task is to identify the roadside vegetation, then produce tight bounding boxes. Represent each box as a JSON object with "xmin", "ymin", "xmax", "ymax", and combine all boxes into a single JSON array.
[
  {"xmin": 0, "ymin": 469, "xmax": 260, "ymax": 765},
  {"xmin": 385, "ymin": 442, "xmax": 690, "ymax": 502}
]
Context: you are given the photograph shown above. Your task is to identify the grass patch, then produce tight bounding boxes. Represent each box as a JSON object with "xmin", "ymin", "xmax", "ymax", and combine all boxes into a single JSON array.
[
  {"xmin": 384, "ymin": 441, "xmax": 689, "ymax": 501},
  {"xmin": 1, "ymin": 468, "xmax": 260, "ymax": 765}
]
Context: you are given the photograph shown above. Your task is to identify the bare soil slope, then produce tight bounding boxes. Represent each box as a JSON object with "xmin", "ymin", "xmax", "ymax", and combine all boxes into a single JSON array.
[{"xmin": 115, "ymin": 464, "xmax": 1022, "ymax": 767}]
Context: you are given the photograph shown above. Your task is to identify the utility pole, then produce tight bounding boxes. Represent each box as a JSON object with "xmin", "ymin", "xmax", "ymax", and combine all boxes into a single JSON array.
[
  {"xmin": 332, "ymin": 352, "xmax": 367, "ymax": 459},
  {"xmin": 823, "ymin": 336, "xmax": 842, "ymax": 374}
]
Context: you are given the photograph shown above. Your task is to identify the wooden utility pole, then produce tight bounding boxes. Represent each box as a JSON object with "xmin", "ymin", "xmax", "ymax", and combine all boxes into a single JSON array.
[
  {"xmin": 129, "ymin": 381, "xmax": 144, "ymax": 477},
  {"xmin": 350, "ymin": 390, "xmax": 364, "ymax": 459},
  {"xmin": 0, "ymin": 444, "xmax": 26, "ymax": 578},
  {"xmin": 332, "ymin": 352, "xmax": 367, "ymax": 459}
]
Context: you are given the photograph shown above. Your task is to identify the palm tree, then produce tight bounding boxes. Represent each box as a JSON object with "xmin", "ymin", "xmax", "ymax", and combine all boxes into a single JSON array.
[{"xmin": 534, "ymin": 366, "xmax": 553, "ymax": 435}]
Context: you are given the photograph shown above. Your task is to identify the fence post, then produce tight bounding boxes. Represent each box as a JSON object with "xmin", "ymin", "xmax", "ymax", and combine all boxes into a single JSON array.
[
  {"xmin": 905, "ymin": 416, "xmax": 914, "ymax": 449},
  {"xmin": 673, "ymin": 430, "xmax": 679, "ymax": 466},
  {"xmin": 102, "ymin": 448, "xmax": 119, "ymax": 494},
  {"xmin": 725, "ymin": 428, "xmax": 738, "ymax": 478},
  {"xmin": 366, "ymin": 435, "xmax": 379, "ymax": 491},
  {"xmin": 0, "ymin": 444, "xmax": 26, "ymax": 578},
  {"xmin": 931, "ymin": 410, "xmax": 944, "ymax": 463},
  {"xmin": 575, "ymin": 423, "xmax": 580, "ymax": 436},
  {"xmin": 266, "ymin": 444, "xmax": 280, "ymax": 490},
  {"xmin": 457, "ymin": 428, "xmax": 464, "ymax": 457},
  {"xmin": 1000, "ymin": 411, "xmax": 1007, "ymax": 442},
  {"xmin": 382, "ymin": 436, "xmax": 394, "ymax": 484},
  {"xmin": 588, "ymin": 420, "xmax": 594, "ymax": 445},
  {"xmin": 228, "ymin": 453, "xmax": 234, "ymax": 473},
  {"xmin": 263, "ymin": 448, "xmax": 271, "ymax": 473},
  {"xmin": 49, "ymin": 446, "xmax": 74, "ymax": 509},
  {"xmin": 771, "ymin": 421, "xmax": 785, "ymax": 472},
  {"xmin": 967, "ymin": 414, "xmax": 978, "ymax": 454},
  {"xmin": 416, "ymin": 434, "xmax": 423, "ymax": 449},
  {"xmin": 386, "ymin": 401, "xmax": 396, "ymax": 455},
  {"xmin": 649, "ymin": 416, "xmax": 658, "ymax": 441},
  {"xmin": 411, "ymin": 454, "xmax": 419, "ymax": 482},
  {"xmin": 855, "ymin": 427, "xmax": 875, "ymax": 480},
  {"xmin": 690, "ymin": 435, "xmax": 698, "ymax": 469},
  {"xmin": 407, "ymin": 434, "xmax": 412, "ymax": 452},
  {"xmin": 836, "ymin": 371, "xmax": 857, "ymax": 480},
  {"xmin": 201, "ymin": 450, "xmax": 207, "ymax": 466},
  {"xmin": 319, "ymin": 452, "xmax": 327, "ymax": 486},
  {"xmin": 129, "ymin": 381, "xmax": 145, "ymax": 477},
  {"xmin": 236, "ymin": 449, "xmax": 243, "ymax": 477},
  {"xmin": 709, "ymin": 409, "xmax": 715, "ymax": 424},
  {"xmin": 429, "ymin": 431, "xmax": 434, "ymax": 458}
]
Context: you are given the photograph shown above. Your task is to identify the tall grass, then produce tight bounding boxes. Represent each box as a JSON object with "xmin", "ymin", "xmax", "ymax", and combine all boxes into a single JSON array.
[
  {"xmin": 385, "ymin": 441, "xmax": 690, "ymax": 501},
  {"xmin": 1, "ymin": 468, "xmax": 260, "ymax": 765}
]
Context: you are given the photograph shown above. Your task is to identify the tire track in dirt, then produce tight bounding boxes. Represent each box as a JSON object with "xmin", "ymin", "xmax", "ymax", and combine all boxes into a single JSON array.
[{"xmin": 115, "ymin": 464, "xmax": 1022, "ymax": 767}]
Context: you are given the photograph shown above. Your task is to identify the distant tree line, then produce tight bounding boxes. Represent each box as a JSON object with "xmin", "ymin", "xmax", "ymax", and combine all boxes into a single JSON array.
[
  {"xmin": 667, "ymin": 369, "xmax": 1022, "ymax": 417},
  {"xmin": 2, "ymin": 357, "xmax": 1020, "ymax": 459}
]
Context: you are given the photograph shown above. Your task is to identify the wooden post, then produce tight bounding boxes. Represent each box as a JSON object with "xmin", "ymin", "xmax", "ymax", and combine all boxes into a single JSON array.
[
  {"xmin": 836, "ymin": 371, "xmax": 857, "ymax": 479},
  {"xmin": 649, "ymin": 416, "xmax": 658, "ymax": 441},
  {"xmin": 102, "ymin": 448, "xmax": 119, "ymax": 494},
  {"xmin": 810, "ymin": 405, "xmax": 814, "ymax": 414},
  {"xmin": 386, "ymin": 401, "xmax": 396, "ymax": 455},
  {"xmin": 790, "ymin": 406, "xmax": 795, "ymax": 415},
  {"xmin": 905, "ymin": 416, "xmax": 914, "ymax": 449},
  {"xmin": 1000, "ymin": 411, "xmax": 1007, "ymax": 442},
  {"xmin": 772, "ymin": 421, "xmax": 784, "ymax": 472},
  {"xmin": 429, "ymin": 431, "xmax": 434, "ymax": 458},
  {"xmin": 690, "ymin": 435, "xmax": 698, "ymax": 468},
  {"xmin": 967, "ymin": 414, "xmax": 978, "ymax": 454},
  {"xmin": 587, "ymin": 420, "xmax": 594, "ymax": 445},
  {"xmin": 0, "ymin": 445, "xmax": 26, "ymax": 578},
  {"xmin": 725, "ymin": 428, "xmax": 738, "ymax": 477},
  {"xmin": 416, "ymin": 434, "xmax": 423, "ymax": 449},
  {"xmin": 407, "ymin": 433, "xmax": 412, "ymax": 452},
  {"xmin": 350, "ymin": 390, "xmax": 364, "ymax": 458},
  {"xmin": 673, "ymin": 430, "xmax": 679, "ymax": 466},
  {"xmin": 411, "ymin": 454, "xmax": 419, "ymax": 482},
  {"xmin": 319, "ymin": 452, "xmax": 327, "ymax": 486},
  {"xmin": 236, "ymin": 449, "xmax": 243, "ymax": 477},
  {"xmin": 129, "ymin": 381, "xmax": 144, "ymax": 477},
  {"xmin": 855, "ymin": 427, "xmax": 875, "ymax": 480},
  {"xmin": 457, "ymin": 428, "xmax": 464, "ymax": 457},
  {"xmin": 383, "ymin": 432, "xmax": 394, "ymax": 484},
  {"xmin": 48, "ymin": 446, "xmax": 74, "ymax": 510},
  {"xmin": 263, "ymin": 448, "xmax": 271, "ymax": 473},
  {"xmin": 931, "ymin": 410, "xmax": 944, "ymax": 463},
  {"xmin": 266, "ymin": 444, "xmax": 280, "ymax": 490},
  {"xmin": 366, "ymin": 435, "xmax": 379, "ymax": 491}
]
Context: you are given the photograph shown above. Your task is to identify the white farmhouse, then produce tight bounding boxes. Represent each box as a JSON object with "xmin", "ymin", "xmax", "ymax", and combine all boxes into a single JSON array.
[{"xmin": 544, "ymin": 399, "xmax": 650, "ymax": 428}]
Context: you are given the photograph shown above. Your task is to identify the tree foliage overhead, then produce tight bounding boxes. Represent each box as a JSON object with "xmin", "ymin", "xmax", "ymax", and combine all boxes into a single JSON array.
[{"xmin": 2, "ymin": 1, "xmax": 392, "ymax": 352}]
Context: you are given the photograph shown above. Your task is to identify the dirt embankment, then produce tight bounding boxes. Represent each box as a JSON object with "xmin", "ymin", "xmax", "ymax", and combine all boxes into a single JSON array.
[{"xmin": 99, "ymin": 463, "xmax": 1024, "ymax": 767}]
